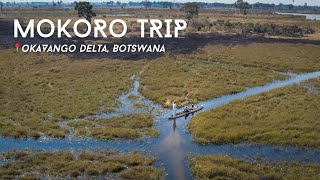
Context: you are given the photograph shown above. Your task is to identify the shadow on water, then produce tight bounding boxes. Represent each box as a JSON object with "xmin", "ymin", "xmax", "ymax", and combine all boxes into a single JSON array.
[{"xmin": 1, "ymin": 71, "xmax": 320, "ymax": 179}]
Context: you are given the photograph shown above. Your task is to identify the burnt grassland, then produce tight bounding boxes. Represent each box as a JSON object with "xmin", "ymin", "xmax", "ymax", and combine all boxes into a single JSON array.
[
  {"xmin": 66, "ymin": 113, "xmax": 158, "ymax": 140},
  {"xmin": 0, "ymin": 48, "xmax": 146, "ymax": 138},
  {"xmin": 190, "ymin": 155, "xmax": 320, "ymax": 179},
  {"xmin": 188, "ymin": 79, "xmax": 320, "ymax": 148},
  {"xmin": 0, "ymin": 150, "xmax": 164, "ymax": 179}
]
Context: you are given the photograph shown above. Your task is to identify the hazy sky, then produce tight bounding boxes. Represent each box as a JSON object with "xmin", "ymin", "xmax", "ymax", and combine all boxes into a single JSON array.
[{"xmin": 5, "ymin": 0, "xmax": 320, "ymax": 6}]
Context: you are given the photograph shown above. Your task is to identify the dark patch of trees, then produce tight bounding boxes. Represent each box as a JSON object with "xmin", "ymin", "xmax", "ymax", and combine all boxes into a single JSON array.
[
  {"xmin": 214, "ymin": 20, "xmax": 315, "ymax": 37},
  {"xmin": 242, "ymin": 23, "xmax": 315, "ymax": 37}
]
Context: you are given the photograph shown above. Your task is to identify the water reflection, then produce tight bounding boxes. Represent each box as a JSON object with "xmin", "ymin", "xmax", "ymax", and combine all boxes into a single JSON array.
[
  {"xmin": 173, "ymin": 119, "xmax": 177, "ymax": 132},
  {"xmin": 160, "ymin": 119, "xmax": 186, "ymax": 180}
]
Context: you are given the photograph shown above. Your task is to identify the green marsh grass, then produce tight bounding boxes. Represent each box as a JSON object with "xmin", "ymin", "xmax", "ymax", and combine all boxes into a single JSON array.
[
  {"xmin": 139, "ymin": 53, "xmax": 286, "ymax": 108},
  {"xmin": 0, "ymin": 49, "xmax": 145, "ymax": 138},
  {"xmin": 190, "ymin": 155, "xmax": 320, "ymax": 179},
  {"xmin": 0, "ymin": 150, "xmax": 164, "ymax": 179},
  {"xmin": 188, "ymin": 80, "xmax": 320, "ymax": 148},
  {"xmin": 67, "ymin": 113, "xmax": 158, "ymax": 140},
  {"xmin": 139, "ymin": 43, "xmax": 320, "ymax": 108},
  {"xmin": 2, "ymin": 9, "xmax": 320, "ymax": 140}
]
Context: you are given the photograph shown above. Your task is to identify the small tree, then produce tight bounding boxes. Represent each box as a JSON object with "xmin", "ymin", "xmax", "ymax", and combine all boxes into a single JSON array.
[
  {"xmin": 235, "ymin": 0, "xmax": 251, "ymax": 15},
  {"xmin": 181, "ymin": 2, "xmax": 199, "ymax": 24},
  {"xmin": 74, "ymin": 1, "xmax": 96, "ymax": 23}
]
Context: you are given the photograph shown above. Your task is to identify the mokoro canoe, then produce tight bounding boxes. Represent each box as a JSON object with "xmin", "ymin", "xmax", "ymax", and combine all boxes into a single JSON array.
[{"xmin": 168, "ymin": 105, "xmax": 204, "ymax": 119}]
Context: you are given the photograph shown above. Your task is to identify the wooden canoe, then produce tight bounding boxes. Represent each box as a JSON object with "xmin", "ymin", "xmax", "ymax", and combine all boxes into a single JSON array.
[{"xmin": 168, "ymin": 105, "xmax": 204, "ymax": 119}]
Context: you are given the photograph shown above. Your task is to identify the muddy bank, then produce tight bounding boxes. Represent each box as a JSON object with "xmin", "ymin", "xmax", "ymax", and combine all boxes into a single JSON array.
[{"xmin": 1, "ymin": 19, "xmax": 320, "ymax": 60}]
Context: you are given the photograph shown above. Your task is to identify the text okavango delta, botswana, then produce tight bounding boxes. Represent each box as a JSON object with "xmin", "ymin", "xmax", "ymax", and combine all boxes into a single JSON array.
[
  {"xmin": 21, "ymin": 44, "xmax": 166, "ymax": 53},
  {"xmin": 14, "ymin": 19, "xmax": 187, "ymax": 38}
]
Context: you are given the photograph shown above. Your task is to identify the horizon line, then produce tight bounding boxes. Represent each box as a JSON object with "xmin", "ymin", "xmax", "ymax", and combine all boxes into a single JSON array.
[{"xmin": 1, "ymin": 0, "xmax": 320, "ymax": 7}]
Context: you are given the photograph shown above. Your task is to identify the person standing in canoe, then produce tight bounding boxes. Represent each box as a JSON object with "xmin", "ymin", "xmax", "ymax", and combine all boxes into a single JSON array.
[{"xmin": 172, "ymin": 101, "xmax": 177, "ymax": 118}]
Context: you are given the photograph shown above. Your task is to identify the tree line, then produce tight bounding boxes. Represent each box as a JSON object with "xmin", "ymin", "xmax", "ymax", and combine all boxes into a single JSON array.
[{"xmin": 2, "ymin": 1, "xmax": 319, "ymax": 10}]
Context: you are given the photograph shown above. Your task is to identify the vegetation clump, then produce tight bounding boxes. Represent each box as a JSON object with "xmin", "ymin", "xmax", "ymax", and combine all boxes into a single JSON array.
[
  {"xmin": 184, "ymin": 14, "xmax": 317, "ymax": 38},
  {"xmin": 190, "ymin": 155, "xmax": 320, "ymax": 179},
  {"xmin": 0, "ymin": 150, "xmax": 164, "ymax": 179},
  {"xmin": 213, "ymin": 20, "xmax": 315, "ymax": 37},
  {"xmin": 241, "ymin": 23, "xmax": 315, "ymax": 37},
  {"xmin": 68, "ymin": 113, "xmax": 158, "ymax": 140},
  {"xmin": 188, "ymin": 80, "xmax": 320, "ymax": 148}
]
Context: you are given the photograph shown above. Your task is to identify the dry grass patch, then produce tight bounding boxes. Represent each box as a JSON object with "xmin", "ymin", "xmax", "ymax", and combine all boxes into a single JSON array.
[
  {"xmin": 190, "ymin": 155, "xmax": 320, "ymax": 179},
  {"xmin": 0, "ymin": 150, "xmax": 164, "ymax": 179},
  {"xmin": 197, "ymin": 43, "xmax": 320, "ymax": 72}
]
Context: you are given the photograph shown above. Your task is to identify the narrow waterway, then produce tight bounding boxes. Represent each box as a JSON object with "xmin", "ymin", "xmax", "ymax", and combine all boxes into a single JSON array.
[{"xmin": 1, "ymin": 71, "xmax": 320, "ymax": 179}]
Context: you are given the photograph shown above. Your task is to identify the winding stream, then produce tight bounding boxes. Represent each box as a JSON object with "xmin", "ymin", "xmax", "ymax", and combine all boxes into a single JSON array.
[{"xmin": 1, "ymin": 71, "xmax": 320, "ymax": 179}]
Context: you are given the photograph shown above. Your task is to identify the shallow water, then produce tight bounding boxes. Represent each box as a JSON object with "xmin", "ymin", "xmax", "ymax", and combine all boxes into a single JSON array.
[
  {"xmin": 275, "ymin": 12, "xmax": 320, "ymax": 20},
  {"xmin": 1, "ymin": 71, "xmax": 320, "ymax": 179}
]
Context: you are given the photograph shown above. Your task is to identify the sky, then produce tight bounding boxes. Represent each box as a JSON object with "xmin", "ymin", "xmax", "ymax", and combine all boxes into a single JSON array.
[{"xmin": 4, "ymin": 0, "xmax": 320, "ymax": 6}]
